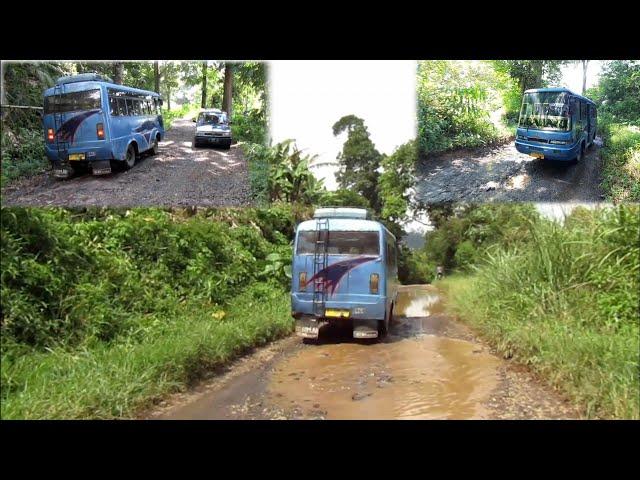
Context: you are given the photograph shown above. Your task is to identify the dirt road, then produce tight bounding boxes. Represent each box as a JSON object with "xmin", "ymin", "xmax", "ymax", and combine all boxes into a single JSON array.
[
  {"xmin": 415, "ymin": 141, "xmax": 604, "ymax": 204},
  {"xmin": 1, "ymin": 119, "xmax": 253, "ymax": 207},
  {"xmin": 148, "ymin": 285, "xmax": 578, "ymax": 420}
]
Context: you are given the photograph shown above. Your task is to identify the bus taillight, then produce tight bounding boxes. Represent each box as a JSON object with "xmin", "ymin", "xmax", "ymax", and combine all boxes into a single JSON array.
[
  {"xmin": 47, "ymin": 128, "xmax": 54, "ymax": 142},
  {"xmin": 96, "ymin": 123, "xmax": 105, "ymax": 139},
  {"xmin": 370, "ymin": 274, "xmax": 379, "ymax": 294},
  {"xmin": 299, "ymin": 272, "xmax": 307, "ymax": 291}
]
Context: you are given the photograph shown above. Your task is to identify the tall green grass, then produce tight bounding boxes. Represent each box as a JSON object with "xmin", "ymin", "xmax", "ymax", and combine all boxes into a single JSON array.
[
  {"xmin": 441, "ymin": 205, "xmax": 639, "ymax": 419},
  {"xmin": 600, "ymin": 123, "xmax": 640, "ymax": 203},
  {"xmin": 1, "ymin": 286, "xmax": 292, "ymax": 419}
]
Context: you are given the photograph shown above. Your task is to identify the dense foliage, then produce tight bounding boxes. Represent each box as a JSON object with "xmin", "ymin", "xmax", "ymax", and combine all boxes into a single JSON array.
[
  {"xmin": 585, "ymin": 61, "xmax": 640, "ymax": 202},
  {"xmin": 441, "ymin": 204, "xmax": 639, "ymax": 419},
  {"xmin": 0, "ymin": 205, "xmax": 305, "ymax": 418}
]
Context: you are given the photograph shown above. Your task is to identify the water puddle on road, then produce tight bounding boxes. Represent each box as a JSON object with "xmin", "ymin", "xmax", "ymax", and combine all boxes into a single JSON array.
[{"xmin": 264, "ymin": 285, "xmax": 501, "ymax": 420}]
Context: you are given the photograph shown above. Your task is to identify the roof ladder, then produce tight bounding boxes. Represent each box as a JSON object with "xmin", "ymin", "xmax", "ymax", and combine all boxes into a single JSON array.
[
  {"xmin": 52, "ymin": 84, "xmax": 69, "ymax": 163},
  {"xmin": 312, "ymin": 217, "xmax": 329, "ymax": 318}
]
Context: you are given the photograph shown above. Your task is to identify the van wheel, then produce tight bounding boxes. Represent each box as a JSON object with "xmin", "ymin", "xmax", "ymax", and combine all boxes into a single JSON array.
[{"xmin": 123, "ymin": 145, "xmax": 136, "ymax": 170}]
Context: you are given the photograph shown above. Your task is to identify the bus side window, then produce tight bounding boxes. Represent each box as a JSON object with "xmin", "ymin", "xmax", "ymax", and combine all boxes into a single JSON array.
[
  {"xmin": 109, "ymin": 96, "xmax": 118, "ymax": 116},
  {"xmin": 117, "ymin": 98, "xmax": 127, "ymax": 116}
]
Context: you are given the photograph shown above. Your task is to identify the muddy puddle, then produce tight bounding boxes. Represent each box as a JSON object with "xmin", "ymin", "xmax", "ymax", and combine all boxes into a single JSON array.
[{"xmin": 262, "ymin": 285, "xmax": 501, "ymax": 419}]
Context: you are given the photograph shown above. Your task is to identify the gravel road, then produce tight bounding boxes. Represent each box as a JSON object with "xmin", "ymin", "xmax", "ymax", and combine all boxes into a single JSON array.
[{"xmin": 1, "ymin": 118, "xmax": 253, "ymax": 207}]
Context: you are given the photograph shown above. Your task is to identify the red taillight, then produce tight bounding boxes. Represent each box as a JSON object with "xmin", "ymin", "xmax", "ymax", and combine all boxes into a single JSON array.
[
  {"xmin": 370, "ymin": 274, "xmax": 379, "ymax": 294},
  {"xmin": 47, "ymin": 128, "xmax": 54, "ymax": 142},
  {"xmin": 299, "ymin": 272, "xmax": 307, "ymax": 291},
  {"xmin": 96, "ymin": 123, "xmax": 104, "ymax": 139}
]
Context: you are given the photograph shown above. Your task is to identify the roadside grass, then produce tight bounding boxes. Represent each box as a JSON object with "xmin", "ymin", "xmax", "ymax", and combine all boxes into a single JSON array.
[
  {"xmin": 600, "ymin": 123, "xmax": 640, "ymax": 203},
  {"xmin": 438, "ymin": 206, "xmax": 640, "ymax": 419},
  {"xmin": 0, "ymin": 285, "xmax": 292, "ymax": 419}
]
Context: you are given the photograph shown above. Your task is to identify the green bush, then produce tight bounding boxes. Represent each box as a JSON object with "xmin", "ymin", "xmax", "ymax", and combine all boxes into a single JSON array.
[
  {"xmin": 232, "ymin": 108, "xmax": 267, "ymax": 144},
  {"xmin": 1, "ymin": 127, "xmax": 48, "ymax": 187}
]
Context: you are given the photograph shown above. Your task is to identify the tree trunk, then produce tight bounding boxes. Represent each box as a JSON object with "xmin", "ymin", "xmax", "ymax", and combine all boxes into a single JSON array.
[
  {"xmin": 154, "ymin": 61, "xmax": 160, "ymax": 94},
  {"xmin": 167, "ymin": 86, "xmax": 171, "ymax": 111},
  {"xmin": 113, "ymin": 62, "xmax": 124, "ymax": 85},
  {"xmin": 201, "ymin": 62, "xmax": 208, "ymax": 108},
  {"xmin": 582, "ymin": 60, "xmax": 588, "ymax": 95},
  {"xmin": 222, "ymin": 62, "xmax": 233, "ymax": 118}
]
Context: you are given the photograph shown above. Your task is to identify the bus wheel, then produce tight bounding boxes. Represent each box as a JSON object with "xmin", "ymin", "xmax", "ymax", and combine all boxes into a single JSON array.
[
  {"xmin": 149, "ymin": 139, "xmax": 159, "ymax": 156},
  {"xmin": 123, "ymin": 145, "xmax": 136, "ymax": 170},
  {"xmin": 576, "ymin": 143, "xmax": 585, "ymax": 163}
]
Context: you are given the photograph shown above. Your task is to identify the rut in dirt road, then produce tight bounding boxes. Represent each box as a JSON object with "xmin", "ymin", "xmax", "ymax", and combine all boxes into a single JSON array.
[
  {"xmin": 415, "ymin": 141, "xmax": 604, "ymax": 203},
  {"xmin": 151, "ymin": 285, "xmax": 578, "ymax": 420},
  {"xmin": 1, "ymin": 118, "xmax": 254, "ymax": 207}
]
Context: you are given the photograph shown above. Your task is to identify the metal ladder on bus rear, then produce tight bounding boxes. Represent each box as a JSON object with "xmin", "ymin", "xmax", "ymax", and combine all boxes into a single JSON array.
[
  {"xmin": 52, "ymin": 83, "xmax": 69, "ymax": 163},
  {"xmin": 312, "ymin": 217, "xmax": 329, "ymax": 318}
]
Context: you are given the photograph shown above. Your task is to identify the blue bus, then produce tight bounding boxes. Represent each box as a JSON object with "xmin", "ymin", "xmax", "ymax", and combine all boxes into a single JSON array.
[
  {"xmin": 291, "ymin": 208, "xmax": 399, "ymax": 341},
  {"xmin": 43, "ymin": 73, "xmax": 164, "ymax": 178},
  {"xmin": 515, "ymin": 88, "xmax": 597, "ymax": 163}
]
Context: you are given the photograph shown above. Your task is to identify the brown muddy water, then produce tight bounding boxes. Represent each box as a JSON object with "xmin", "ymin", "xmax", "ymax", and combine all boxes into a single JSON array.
[
  {"xmin": 263, "ymin": 285, "xmax": 501, "ymax": 419},
  {"xmin": 155, "ymin": 285, "xmax": 514, "ymax": 420}
]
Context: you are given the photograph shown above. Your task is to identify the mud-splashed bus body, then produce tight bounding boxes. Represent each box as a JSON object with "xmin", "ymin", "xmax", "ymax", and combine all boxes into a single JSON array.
[
  {"xmin": 515, "ymin": 88, "xmax": 597, "ymax": 163},
  {"xmin": 291, "ymin": 208, "xmax": 399, "ymax": 340},
  {"xmin": 43, "ymin": 74, "xmax": 164, "ymax": 178}
]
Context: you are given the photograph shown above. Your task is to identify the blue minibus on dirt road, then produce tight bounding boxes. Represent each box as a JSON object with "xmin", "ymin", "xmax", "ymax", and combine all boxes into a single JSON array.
[
  {"xmin": 291, "ymin": 207, "xmax": 399, "ymax": 341},
  {"xmin": 515, "ymin": 88, "xmax": 597, "ymax": 163},
  {"xmin": 43, "ymin": 73, "xmax": 164, "ymax": 178}
]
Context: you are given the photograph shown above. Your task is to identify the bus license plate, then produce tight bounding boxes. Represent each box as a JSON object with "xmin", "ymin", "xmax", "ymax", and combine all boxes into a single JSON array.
[
  {"xmin": 68, "ymin": 153, "xmax": 85, "ymax": 161},
  {"xmin": 530, "ymin": 152, "xmax": 544, "ymax": 159},
  {"xmin": 325, "ymin": 309, "xmax": 350, "ymax": 318}
]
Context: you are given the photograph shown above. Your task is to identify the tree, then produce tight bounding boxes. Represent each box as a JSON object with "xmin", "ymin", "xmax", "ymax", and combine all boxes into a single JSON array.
[
  {"xmin": 332, "ymin": 115, "xmax": 383, "ymax": 214},
  {"xmin": 581, "ymin": 60, "xmax": 589, "ymax": 95},
  {"xmin": 113, "ymin": 62, "xmax": 124, "ymax": 85},
  {"xmin": 161, "ymin": 62, "xmax": 180, "ymax": 111},
  {"xmin": 222, "ymin": 62, "xmax": 233, "ymax": 117},
  {"xmin": 587, "ymin": 60, "xmax": 640, "ymax": 123},
  {"xmin": 379, "ymin": 140, "xmax": 417, "ymax": 233},
  {"xmin": 154, "ymin": 61, "xmax": 160, "ymax": 94},
  {"xmin": 493, "ymin": 60, "xmax": 567, "ymax": 95},
  {"xmin": 201, "ymin": 61, "xmax": 208, "ymax": 108}
]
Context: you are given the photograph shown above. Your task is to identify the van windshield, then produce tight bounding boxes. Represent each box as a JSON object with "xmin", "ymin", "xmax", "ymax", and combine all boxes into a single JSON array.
[
  {"xmin": 44, "ymin": 89, "xmax": 101, "ymax": 114},
  {"xmin": 197, "ymin": 113, "xmax": 226, "ymax": 126},
  {"xmin": 296, "ymin": 231, "xmax": 380, "ymax": 255},
  {"xmin": 518, "ymin": 91, "xmax": 571, "ymax": 131}
]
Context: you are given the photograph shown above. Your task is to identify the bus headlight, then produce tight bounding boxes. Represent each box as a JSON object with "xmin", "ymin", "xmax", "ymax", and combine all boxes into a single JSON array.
[
  {"xmin": 299, "ymin": 272, "xmax": 307, "ymax": 291},
  {"xmin": 370, "ymin": 274, "xmax": 379, "ymax": 294}
]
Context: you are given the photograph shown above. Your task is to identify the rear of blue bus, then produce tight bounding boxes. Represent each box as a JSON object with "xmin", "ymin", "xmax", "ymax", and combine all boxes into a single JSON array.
[
  {"xmin": 43, "ymin": 82, "xmax": 112, "ymax": 177},
  {"xmin": 291, "ymin": 220, "xmax": 389, "ymax": 339},
  {"xmin": 514, "ymin": 90, "xmax": 581, "ymax": 162}
]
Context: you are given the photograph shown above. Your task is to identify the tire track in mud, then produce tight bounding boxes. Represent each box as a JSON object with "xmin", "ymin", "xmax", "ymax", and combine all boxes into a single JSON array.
[{"xmin": 415, "ymin": 141, "xmax": 604, "ymax": 203}]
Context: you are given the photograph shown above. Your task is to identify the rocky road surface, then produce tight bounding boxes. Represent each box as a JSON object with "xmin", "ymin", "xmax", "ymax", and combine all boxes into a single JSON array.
[
  {"xmin": 415, "ymin": 140, "xmax": 604, "ymax": 204},
  {"xmin": 1, "ymin": 118, "xmax": 253, "ymax": 207},
  {"xmin": 147, "ymin": 285, "xmax": 578, "ymax": 420}
]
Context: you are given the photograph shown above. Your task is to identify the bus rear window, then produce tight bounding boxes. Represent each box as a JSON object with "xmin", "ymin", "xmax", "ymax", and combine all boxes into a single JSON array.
[
  {"xmin": 296, "ymin": 231, "xmax": 380, "ymax": 255},
  {"xmin": 44, "ymin": 89, "xmax": 101, "ymax": 114}
]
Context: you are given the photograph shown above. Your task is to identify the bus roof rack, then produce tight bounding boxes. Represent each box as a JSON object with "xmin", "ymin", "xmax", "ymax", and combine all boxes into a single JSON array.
[
  {"xmin": 56, "ymin": 73, "xmax": 113, "ymax": 85},
  {"xmin": 313, "ymin": 207, "xmax": 369, "ymax": 219}
]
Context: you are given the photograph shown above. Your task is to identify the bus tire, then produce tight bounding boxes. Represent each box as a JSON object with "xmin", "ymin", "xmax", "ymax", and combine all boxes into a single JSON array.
[
  {"xmin": 149, "ymin": 138, "xmax": 159, "ymax": 156},
  {"xmin": 123, "ymin": 145, "xmax": 136, "ymax": 170},
  {"xmin": 575, "ymin": 142, "xmax": 585, "ymax": 163}
]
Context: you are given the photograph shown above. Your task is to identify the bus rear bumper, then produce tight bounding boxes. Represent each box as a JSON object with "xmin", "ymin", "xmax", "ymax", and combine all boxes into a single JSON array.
[{"xmin": 515, "ymin": 140, "xmax": 579, "ymax": 161}]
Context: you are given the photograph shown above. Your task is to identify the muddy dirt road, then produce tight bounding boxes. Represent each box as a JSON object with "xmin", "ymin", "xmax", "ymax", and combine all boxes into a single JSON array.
[
  {"xmin": 415, "ymin": 141, "xmax": 603, "ymax": 204},
  {"xmin": 149, "ymin": 285, "xmax": 578, "ymax": 420},
  {"xmin": 1, "ymin": 119, "xmax": 253, "ymax": 207}
]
